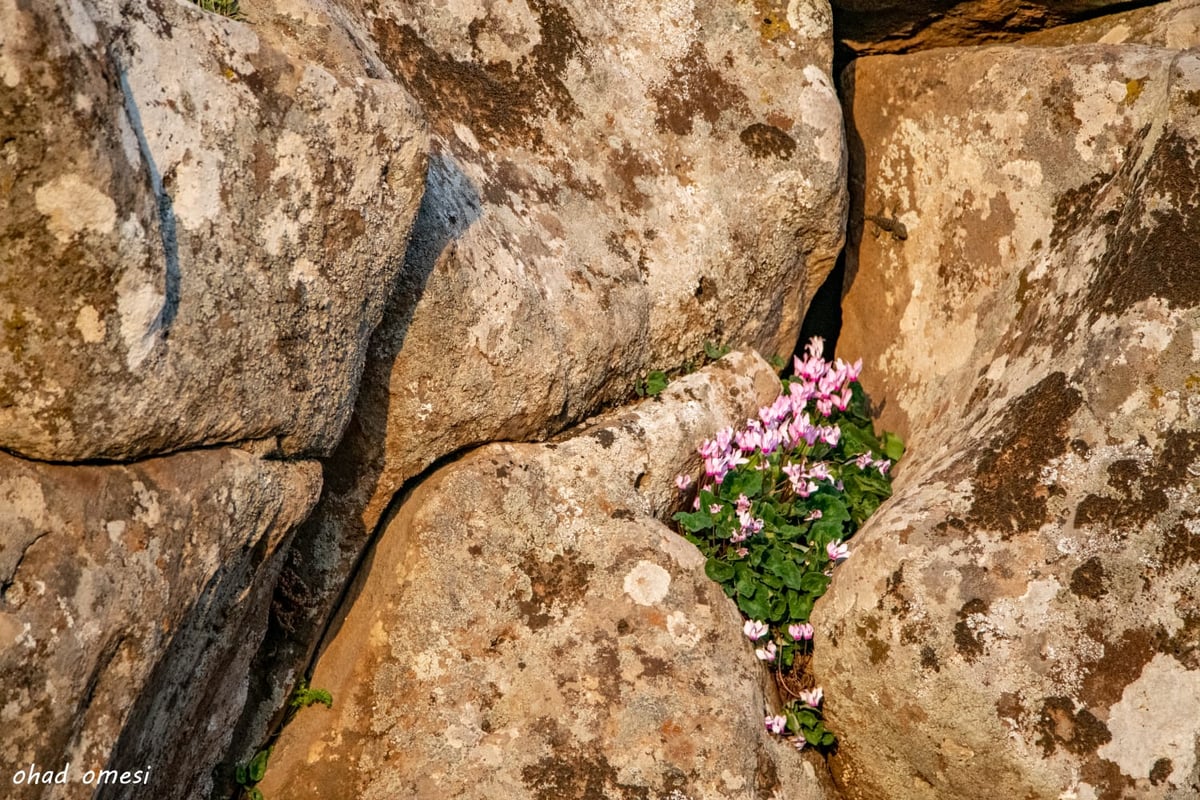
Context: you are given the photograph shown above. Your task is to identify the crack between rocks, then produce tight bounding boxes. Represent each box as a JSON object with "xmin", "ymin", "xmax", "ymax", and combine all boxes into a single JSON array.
[
  {"xmin": 0, "ymin": 435, "xmax": 287, "ymax": 468},
  {"xmin": 833, "ymin": 0, "xmax": 1166, "ymax": 64},
  {"xmin": 299, "ymin": 440, "xmax": 488, "ymax": 679}
]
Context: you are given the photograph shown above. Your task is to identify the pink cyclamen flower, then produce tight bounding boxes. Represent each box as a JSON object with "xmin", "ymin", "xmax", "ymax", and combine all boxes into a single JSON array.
[
  {"xmin": 736, "ymin": 494, "xmax": 751, "ymax": 514},
  {"xmin": 799, "ymin": 687, "xmax": 824, "ymax": 707},
  {"xmin": 790, "ymin": 737, "xmax": 807, "ymax": 751},
  {"xmin": 709, "ymin": 503, "xmax": 723, "ymax": 514},
  {"xmin": 788, "ymin": 623, "xmax": 814, "ymax": 641},
  {"xmin": 854, "ymin": 452, "xmax": 872, "ymax": 469},
  {"xmin": 755, "ymin": 641, "xmax": 778, "ymax": 662},
  {"xmin": 735, "ymin": 547, "xmax": 749, "ymax": 558},
  {"xmin": 827, "ymin": 540, "xmax": 850, "ymax": 562},
  {"xmin": 805, "ymin": 509, "xmax": 823, "ymax": 522},
  {"xmin": 765, "ymin": 715, "xmax": 788, "ymax": 735},
  {"xmin": 675, "ymin": 474, "xmax": 693, "ymax": 491},
  {"xmin": 743, "ymin": 620, "xmax": 769, "ymax": 641}
]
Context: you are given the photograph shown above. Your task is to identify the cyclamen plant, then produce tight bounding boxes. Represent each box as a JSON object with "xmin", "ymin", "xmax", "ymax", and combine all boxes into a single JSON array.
[{"xmin": 673, "ymin": 337, "xmax": 903, "ymax": 751}]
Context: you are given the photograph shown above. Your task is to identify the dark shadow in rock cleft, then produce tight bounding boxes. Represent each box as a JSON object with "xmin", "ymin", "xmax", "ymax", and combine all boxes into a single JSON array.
[{"xmin": 211, "ymin": 151, "xmax": 482, "ymax": 799}]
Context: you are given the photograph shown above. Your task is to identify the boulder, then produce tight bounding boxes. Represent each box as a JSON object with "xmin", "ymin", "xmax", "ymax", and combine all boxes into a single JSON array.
[
  {"xmin": 832, "ymin": 0, "xmax": 1157, "ymax": 56},
  {"xmin": 260, "ymin": 352, "xmax": 835, "ymax": 800},
  {"xmin": 0, "ymin": 0, "xmax": 428, "ymax": 461},
  {"xmin": 251, "ymin": 0, "xmax": 849, "ymax": 761},
  {"xmin": 0, "ymin": 448, "xmax": 321, "ymax": 800},
  {"xmin": 814, "ymin": 21, "xmax": 1200, "ymax": 800}
]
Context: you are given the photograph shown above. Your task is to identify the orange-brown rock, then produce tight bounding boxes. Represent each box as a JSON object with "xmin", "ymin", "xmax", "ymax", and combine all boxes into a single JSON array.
[{"xmin": 816, "ymin": 8, "xmax": 1200, "ymax": 799}]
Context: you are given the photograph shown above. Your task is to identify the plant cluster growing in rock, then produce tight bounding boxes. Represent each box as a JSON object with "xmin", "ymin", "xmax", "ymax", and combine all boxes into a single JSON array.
[{"xmin": 674, "ymin": 337, "xmax": 903, "ymax": 749}]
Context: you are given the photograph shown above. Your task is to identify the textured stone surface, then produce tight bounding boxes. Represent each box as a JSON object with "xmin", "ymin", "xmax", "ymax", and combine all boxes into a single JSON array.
[
  {"xmin": 815, "ymin": 25, "xmax": 1200, "ymax": 800},
  {"xmin": 246, "ymin": 0, "xmax": 849, "ymax": 768},
  {"xmin": 0, "ymin": 0, "xmax": 427, "ymax": 461},
  {"xmin": 0, "ymin": 448, "xmax": 321, "ymax": 800},
  {"xmin": 832, "ymin": 0, "xmax": 1159, "ymax": 56},
  {"xmin": 261, "ymin": 352, "xmax": 835, "ymax": 800},
  {"xmin": 1020, "ymin": 0, "xmax": 1200, "ymax": 46}
]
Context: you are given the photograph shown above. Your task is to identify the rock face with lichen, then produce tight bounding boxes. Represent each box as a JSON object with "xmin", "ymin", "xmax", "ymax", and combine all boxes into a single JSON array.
[
  {"xmin": 0, "ymin": 0, "xmax": 427, "ymax": 461},
  {"xmin": 245, "ymin": 0, "xmax": 850, "ymax": 769},
  {"xmin": 259, "ymin": 353, "xmax": 835, "ymax": 800},
  {"xmin": 0, "ymin": 0, "xmax": 427, "ymax": 796},
  {"xmin": 815, "ymin": 10, "xmax": 1200, "ymax": 800},
  {"xmin": 0, "ymin": 450, "xmax": 321, "ymax": 800}
]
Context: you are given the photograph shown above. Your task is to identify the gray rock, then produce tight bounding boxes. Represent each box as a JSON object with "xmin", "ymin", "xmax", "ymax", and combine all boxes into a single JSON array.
[
  {"xmin": 254, "ymin": 0, "xmax": 849, "ymax": 763},
  {"xmin": 817, "ymin": 20, "xmax": 1200, "ymax": 800},
  {"xmin": 260, "ymin": 352, "xmax": 835, "ymax": 800},
  {"xmin": 0, "ymin": 448, "xmax": 321, "ymax": 800},
  {"xmin": 0, "ymin": 0, "xmax": 428, "ymax": 461}
]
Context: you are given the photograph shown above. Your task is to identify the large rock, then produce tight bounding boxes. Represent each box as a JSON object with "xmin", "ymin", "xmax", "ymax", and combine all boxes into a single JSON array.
[
  {"xmin": 814, "ymin": 20, "xmax": 1200, "ymax": 800},
  {"xmin": 260, "ymin": 352, "xmax": 835, "ymax": 800},
  {"xmin": 0, "ymin": 0, "xmax": 427, "ymax": 461},
  {"xmin": 242, "ymin": 0, "xmax": 849, "ymax": 769},
  {"xmin": 0, "ymin": 448, "xmax": 321, "ymax": 800},
  {"xmin": 832, "ymin": 0, "xmax": 1158, "ymax": 56}
]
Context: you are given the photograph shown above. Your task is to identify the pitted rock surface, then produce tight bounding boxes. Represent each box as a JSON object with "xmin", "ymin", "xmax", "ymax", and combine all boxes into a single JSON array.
[
  {"xmin": 260, "ymin": 352, "xmax": 834, "ymax": 800},
  {"xmin": 0, "ymin": 0, "xmax": 427, "ymax": 461},
  {"xmin": 832, "ymin": 0, "xmax": 1160, "ymax": 56},
  {"xmin": 253, "ymin": 0, "xmax": 849, "ymax": 763},
  {"xmin": 0, "ymin": 449, "xmax": 321, "ymax": 800},
  {"xmin": 817, "ymin": 17, "xmax": 1200, "ymax": 800}
]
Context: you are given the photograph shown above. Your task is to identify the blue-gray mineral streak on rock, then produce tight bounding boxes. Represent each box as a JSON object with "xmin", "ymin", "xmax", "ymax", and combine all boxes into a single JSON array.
[
  {"xmin": 252, "ymin": 1, "xmax": 848, "ymax": 769},
  {"xmin": 817, "ymin": 9, "xmax": 1200, "ymax": 800},
  {"xmin": 260, "ymin": 352, "xmax": 834, "ymax": 800},
  {"xmin": 0, "ymin": 0, "xmax": 428, "ymax": 461}
]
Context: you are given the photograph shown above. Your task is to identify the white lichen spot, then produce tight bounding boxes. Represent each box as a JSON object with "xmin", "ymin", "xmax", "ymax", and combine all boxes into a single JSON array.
[
  {"xmin": 413, "ymin": 647, "xmax": 447, "ymax": 680},
  {"xmin": 74, "ymin": 304, "xmax": 105, "ymax": 344},
  {"xmin": 62, "ymin": 0, "xmax": 97, "ymax": 46},
  {"xmin": 1069, "ymin": 62, "xmax": 1130, "ymax": 166},
  {"xmin": 173, "ymin": 154, "xmax": 224, "ymax": 230},
  {"xmin": 0, "ymin": 0, "xmax": 21, "ymax": 88},
  {"xmin": 453, "ymin": 122, "xmax": 480, "ymax": 151},
  {"xmin": 34, "ymin": 174, "xmax": 117, "ymax": 242},
  {"xmin": 116, "ymin": 273, "xmax": 163, "ymax": 370},
  {"xmin": 444, "ymin": 704, "xmax": 484, "ymax": 749},
  {"xmin": 720, "ymin": 769, "xmax": 746, "ymax": 791},
  {"xmin": 788, "ymin": 0, "xmax": 831, "ymax": 40},
  {"xmin": 666, "ymin": 611, "xmax": 701, "ymax": 649},
  {"xmin": 1097, "ymin": 24, "xmax": 1131, "ymax": 45},
  {"xmin": 1097, "ymin": 653, "xmax": 1200, "ymax": 784},
  {"xmin": 287, "ymin": 258, "xmax": 322, "ymax": 289},
  {"xmin": 1130, "ymin": 314, "xmax": 1173, "ymax": 353},
  {"xmin": 623, "ymin": 560, "xmax": 671, "ymax": 606},
  {"xmin": 131, "ymin": 481, "xmax": 162, "ymax": 527},
  {"xmin": 105, "ymin": 520, "xmax": 126, "ymax": 545}
]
